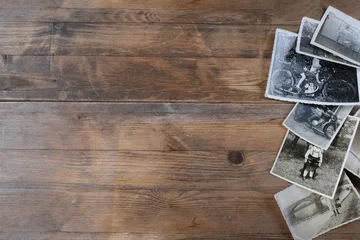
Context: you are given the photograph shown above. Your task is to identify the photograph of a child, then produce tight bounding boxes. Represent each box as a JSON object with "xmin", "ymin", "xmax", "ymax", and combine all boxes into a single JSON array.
[
  {"xmin": 271, "ymin": 116, "xmax": 359, "ymax": 198},
  {"xmin": 265, "ymin": 29, "xmax": 360, "ymax": 105},
  {"xmin": 296, "ymin": 17, "xmax": 358, "ymax": 68},
  {"xmin": 275, "ymin": 173, "xmax": 360, "ymax": 240},
  {"xmin": 283, "ymin": 103, "xmax": 352, "ymax": 150}
]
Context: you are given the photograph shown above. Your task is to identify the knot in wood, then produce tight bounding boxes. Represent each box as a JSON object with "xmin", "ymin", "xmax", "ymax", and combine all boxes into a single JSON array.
[{"xmin": 227, "ymin": 151, "xmax": 244, "ymax": 166}]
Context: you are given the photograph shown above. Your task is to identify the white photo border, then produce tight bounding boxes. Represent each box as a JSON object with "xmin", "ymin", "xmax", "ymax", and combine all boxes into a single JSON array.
[
  {"xmin": 265, "ymin": 28, "xmax": 360, "ymax": 106},
  {"xmin": 311, "ymin": 6, "xmax": 360, "ymax": 67},
  {"xmin": 271, "ymin": 116, "xmax": 359, "ymax": 199},
  {"xmin": 296, "ymin": 17, "xmax": 359, "ymax": 69},
  {"xmin": 282, "ymin": 103, "xmax": 353, "ymax": 150}
]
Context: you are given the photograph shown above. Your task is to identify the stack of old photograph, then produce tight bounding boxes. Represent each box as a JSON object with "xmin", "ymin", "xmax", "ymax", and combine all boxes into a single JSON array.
[{"xmin": 265, "ymin": 6, "xmax": 360, "ymax": 239}]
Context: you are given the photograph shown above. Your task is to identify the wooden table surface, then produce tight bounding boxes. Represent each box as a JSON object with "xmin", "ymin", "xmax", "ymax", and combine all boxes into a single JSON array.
[{"xmin": 1, "ymin": 1, "xmax": 360, "ymax": 239}]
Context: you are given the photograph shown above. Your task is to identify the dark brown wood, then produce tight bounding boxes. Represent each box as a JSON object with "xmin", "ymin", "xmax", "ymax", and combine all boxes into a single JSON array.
[
  {"xmin": 0, "ymin": 102, "xmax": 289, "ymax": 151},
  {"xmin": 52, "ymin": 23, "xmax": 288, "ymax": 57},
  {"xmin": 0, "ymin": 23, "xmax": 51, "ymax": 55},
  {"xmin": 0, "ymin": 150, "xmax": 284, "ymax": 190},
  {"xmin": 0, "ymin": 188, "xmax": 288, "ymax": 234},
  {"xmin": 1, "ymin": 1, "xmax": 360, "ymax": 239},
  {"xmin": 1, "ymin": 1, "xmax": 360, "ymax": 25},
  {"xmin": 0, "ymin": 56, "xmax": 274, "ymax": 102}
]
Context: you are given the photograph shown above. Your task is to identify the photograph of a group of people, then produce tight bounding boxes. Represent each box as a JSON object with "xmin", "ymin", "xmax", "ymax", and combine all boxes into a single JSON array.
[
  {"xmin": 275, "ymin": 173, "xmax": 360, "ymax": 240},
  {"xmin": 271, "ymin": 116, "xmax": 358, "ymax": 198}
]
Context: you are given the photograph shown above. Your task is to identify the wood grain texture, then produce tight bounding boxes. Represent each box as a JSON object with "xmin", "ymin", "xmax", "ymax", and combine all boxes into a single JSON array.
[
  {"xmin": 0, "ymin": 102, "xmax": 290, "ymax": 151},
  {"xmin": 0, "ymin": 56, "xmax": 274, "ymax": 102},
  {"xmin": 0, "ymin": 22, "xmax": 291, "ymax": 57},
  {"xmin": 0, "ymin": 150, "xmax": 284, "ymax": 191},
  {"xmin": 0, "ymin": 23, "xmax": 51, "ymax": 55},
  {"xmin": 0, "ymin": 188, "xmax": 287, "ymax": 234},
  {"xmin": 52, "ymin": 23, "xmax": 287, "ymax": 57},
  {"xmin": 1, "ymin": 1, "xmax": 360, "ymax": 239},
  {"xmin": 1, "ymin": 1, "xmax": 360, "ymax": 25}
]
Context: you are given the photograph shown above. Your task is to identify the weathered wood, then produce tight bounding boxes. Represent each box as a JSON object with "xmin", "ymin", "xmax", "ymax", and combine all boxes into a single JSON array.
[
  {"xmin": 0, "ymin": 56, "xmax": 274, "ymax": 102},
  {"xmin": 0, "ymin": 187, "xmax": 358, "ymax": 237},
  {"xmin": 1, "ymin": 1, "xmax": 360, "ymax": 25},
  {"xmin": 0, "ymin": 9, "xmax": 268, "ymax": 24},
  {"xmin": 0, "ymin": 22, "xmax": 292, "ymax": 57},
  {"xmin": 0, "ymin": 102, "xmax": 290, "ymax": 151},
  {"xmin": 51, "ymin": 23, "xmax": 295, "ymax": 57},
  {"xmin": 0, "ymin": 150, "xmax": 284, "ymax": 190},
  {"xmin": 0, "ymin": 188, "xmax": 288, "ymax": 234},
  {"xmin": 0, "ymin": 23, "xmax": 51, "ymax": 55},
  {"xmin": 1, "ymin": 232, "xmax": 359, "ymax": 240},
  {"xmin": 0, "ymin": 232, "xmax": 293, "ymax": 240}
]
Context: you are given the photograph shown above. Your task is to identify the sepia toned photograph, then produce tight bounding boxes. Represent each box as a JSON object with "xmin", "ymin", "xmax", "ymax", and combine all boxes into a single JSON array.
[
  {"xmin": 296, "ymin": 17, "xmax": 358, "ymax": 68},
  {"xmin": 271, "ymin": 116, "xmax": 359, "ymax": 198},
  {"xmin": 283, "ymin": 103, "xmax": 352, "ymax": 150},
  {"xmin": 345, "ymin": 111, "xmax": 360, "ymax": 177},
  {"xmin": 311, "ymin": 6, "xmax": 360, "ymax": 66},
  {"xmin": 265, "ymin": 29, "xmax": 360, "ymax": 105},
  {"xmin": 275, "ymin": 173, "xmax": 360, "ymax": 240}
]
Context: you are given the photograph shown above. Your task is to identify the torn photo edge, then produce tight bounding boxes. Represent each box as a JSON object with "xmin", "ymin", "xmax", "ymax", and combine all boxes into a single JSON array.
[
  {"xmin": 311, "ymin": 6, "xmax": 360, "ymax": 67},
  {"xmin": 282, "ymin": 103, "xmax": 353, "ymax": 150},
  {"xmin": 271, "ymin": 116, "xmax": 359, "ymax": 199},
  {"xmin": 296, "ymin": 17, "xmax": 359, "ymax": 68},
  {"xmin": 275, "ymin": 172, "xmax": 360, "ymax": 240},
  {"xmin": 265, "ymin": 28, "xmax": 360, "ymax": 106}
]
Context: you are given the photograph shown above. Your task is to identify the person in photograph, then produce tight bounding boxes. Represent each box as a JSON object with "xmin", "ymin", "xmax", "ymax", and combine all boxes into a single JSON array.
[
  {"xmin": 296, "ymin": 58, "xmax": 322, "ymax": 95},
  {"xmin": 308, "ymin": 106, "xmax": 335, "ymax": 127},
  {"xmin": 325, "ymin": 198, "xmax": 340, "ymax": 216},
  {"xmin": 301, "ymin": 144, "xmax": 324, "ymax": 180}
]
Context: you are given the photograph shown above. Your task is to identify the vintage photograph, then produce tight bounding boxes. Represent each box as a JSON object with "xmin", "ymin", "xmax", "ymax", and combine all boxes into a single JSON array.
[
  {"xmin": 345, "ymin": 110, "xmax": 360, "ymax": 177},
  {"xmin": 296, "ymin": 17, "xmax": 358, "ymax": 68},
  {"xmin": 271, "ymin": 116, "xmax": 359, "ymax": 198},
  {"xmin": 265, "ymin": 29, "xmax": 360, "ymax": 105},
  {"xmin": 283, "ymin": 103, "xmax": 353, "ymax": 150},
  {"xmin": 311, "ymin": 6, "xmax": 360, "ymax": 66},
  {"xmin": 275, "ymin": 173, "xmax": 360, "ymax": 240}
]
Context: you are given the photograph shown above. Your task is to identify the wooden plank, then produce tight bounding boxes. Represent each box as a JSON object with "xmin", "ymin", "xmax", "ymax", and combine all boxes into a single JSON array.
[
  {"xmin": 1, "ymin": 1, "xmax": 360, "ymax": 25},
  {"xmin": 0, "ymin": 187, "xmax": 358, "ymax": 237},
  {"xmin": 52, "ymin": 23, "xmax": 296, "ymax": 57},
  {"xmin": 0, "ymin": 102, "xmax": 290, "ymax": 151},
  {"xmin": 0, "ymin": 23, "xmax": 51, "ymax": 55},
  {"xmin": 0, "ymin": 56, "xmax": 276, "ymax": 102},
  {"xmin": 0, "ymin": 232, "xmax": 293, "ymax": 240},
  {"xmin": 0, "ymin": 22, "xmax": 293, "ymax": 57},
  {"xmin": 0, "ymin": 188, "xmax": 289, "ymax": 234},
  {"xmin": 51, "ymin": 56, "xmax": 271, "ymax": 102},
  {"xmin": 0, "ymin": 150, "xmax": 285, "ymax": 191},
  {"xmin": 1, "ymin": 232, "xmax": 359, "ymax": 240},
  {"xmin": 0, "ymin": 9, "xmax": 268, "ymax": 25}
]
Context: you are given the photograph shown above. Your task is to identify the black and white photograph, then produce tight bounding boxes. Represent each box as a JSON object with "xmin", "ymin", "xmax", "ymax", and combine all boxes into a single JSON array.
[
  {"xmin": 311, "ymin": 6, "xmax": 360, "ymax": 67},
  {"xmin": 345, "ymin": 110, "xmax": 360, "ymax": 177},
  {"xmin": 283, "ymin": 103, "xmax": 352, "ymax": 150},
  {"xmin": 296, "ymin": 17, "xmax": 358, "ymax": 68},
  {"xmin": 271, "ymin": 116, "xmax": 359, "ymax": 198},
  {"xmin": 265, "ymin": 29, "xmax": 360, "ymax": 105},
  {"xmin": 275, "ymin": 173, "xmax": 360, "ymax": 240}
]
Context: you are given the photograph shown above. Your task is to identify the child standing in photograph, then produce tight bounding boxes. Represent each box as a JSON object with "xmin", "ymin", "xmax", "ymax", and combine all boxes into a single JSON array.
[{"xmin": 302, "ymin": 145, "xmax": 324, "ymax": 180}]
